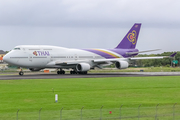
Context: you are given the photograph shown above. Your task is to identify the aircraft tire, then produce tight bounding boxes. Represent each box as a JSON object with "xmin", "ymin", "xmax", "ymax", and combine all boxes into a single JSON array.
[
  {"xmin": 78, "ymin": 71, "xmax": 87, "ymax": 74},
  {"xmin": 70, "ymin": 71, "xmax": 77, "ymax": 74},
  {"xmin": 57, "ymin": 71, "xmax": 65, "ymax": 74},
  {"xmin": 19, "ymin": 71, "xmax": 24, "ymax": 76}
]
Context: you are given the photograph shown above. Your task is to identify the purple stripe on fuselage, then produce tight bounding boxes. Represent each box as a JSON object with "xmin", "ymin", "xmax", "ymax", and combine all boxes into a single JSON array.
[
  {"xmin": 82, "ymin": 49, "xmax": 139, "ymax": 59},
  {"xmin": 83, "ymin": 49, "xmax": 116, "ymax": 59},
  {"xmin": 108, "ymin": 49, "xmax": 139, "ymax": 58}
]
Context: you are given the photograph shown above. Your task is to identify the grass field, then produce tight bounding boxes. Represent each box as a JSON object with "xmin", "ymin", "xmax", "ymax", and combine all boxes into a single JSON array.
[{"xmin": 0, "ymin": 76, "xmax": 180, "ymax": 119}]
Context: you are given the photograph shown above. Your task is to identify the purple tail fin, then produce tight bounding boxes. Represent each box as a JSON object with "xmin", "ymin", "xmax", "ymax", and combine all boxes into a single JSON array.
[{"xmin": 115, "ymin": 23, "xmax": 141, "ymax": 49}]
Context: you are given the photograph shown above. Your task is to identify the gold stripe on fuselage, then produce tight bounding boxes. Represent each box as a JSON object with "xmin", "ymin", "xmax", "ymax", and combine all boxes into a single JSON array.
[{"xmin": 93, "ymin": 49, "xmax": 120, "ymax": 58}]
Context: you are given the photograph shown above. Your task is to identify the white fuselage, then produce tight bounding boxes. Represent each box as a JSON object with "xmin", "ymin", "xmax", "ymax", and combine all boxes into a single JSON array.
[{"xmin": 4, "ymin": 45, "xmax": 123, "ymax": 69}]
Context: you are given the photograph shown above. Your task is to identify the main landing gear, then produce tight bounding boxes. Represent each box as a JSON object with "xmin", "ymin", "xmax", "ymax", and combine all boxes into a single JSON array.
[
  {"xmin": 19, "ymin": 69, "xmax": 24, "ymax": 76},
  {"xmin": 70, "ymin": 70, "xmax": 77, "ymax": 74},
  {"xmin": 70, "ymin": 70, "xmax": 87, "ymax": 74},
  {"xmin": 78, "ymin": 71, "xmax": 87, "ymax": 74},
  {"xmin": 57, "ymin": 69, "xmax": 65, "ymax": 74},
  {"xmin": 57, "ymin": 69, "xmax": 88, "ymax": 75}
]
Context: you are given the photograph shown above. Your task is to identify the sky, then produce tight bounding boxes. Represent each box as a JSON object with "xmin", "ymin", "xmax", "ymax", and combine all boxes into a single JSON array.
[{"xmin": 0, "ymin": 0, "xmax": 180, "ymax": 54}]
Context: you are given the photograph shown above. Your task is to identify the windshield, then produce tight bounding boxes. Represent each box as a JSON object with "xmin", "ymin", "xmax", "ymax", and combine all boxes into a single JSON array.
[{"xmin": 14, "ymin": 48, "xmax": 21, "ymax": 50}]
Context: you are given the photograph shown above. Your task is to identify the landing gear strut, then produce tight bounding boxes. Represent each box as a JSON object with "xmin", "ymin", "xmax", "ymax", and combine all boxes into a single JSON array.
[
  {"xmin": 19, "ymin": 69, "xmax": 24, "ymax": 76},
  {"xmin": 57, "ymin": 69, "xmax": 65, "ymax": 74}
]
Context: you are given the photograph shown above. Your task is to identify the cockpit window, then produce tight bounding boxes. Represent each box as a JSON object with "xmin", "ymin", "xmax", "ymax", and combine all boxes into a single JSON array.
[{"xmin": 14, "ymin": 48, "xmax": 21, "ymax": 50}]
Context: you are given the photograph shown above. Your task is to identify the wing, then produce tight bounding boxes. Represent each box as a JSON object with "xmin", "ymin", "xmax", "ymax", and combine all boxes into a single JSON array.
[
  {"xmin": 93, "ymin": 52, "xmax": 176, "ymax": 63},
  {"xmin": 46, "ymin": 52, "xmax": 176, "ymax": 69}
]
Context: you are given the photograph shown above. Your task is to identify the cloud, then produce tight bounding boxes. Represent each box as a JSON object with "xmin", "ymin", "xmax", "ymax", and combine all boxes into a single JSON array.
[
  {"xmin": 0, "ymin": 0, "xmax": 180, "ymax": 27},
  {"xmin": 0, "ymin": 0, "xmax": 180, "ymax": 53}
]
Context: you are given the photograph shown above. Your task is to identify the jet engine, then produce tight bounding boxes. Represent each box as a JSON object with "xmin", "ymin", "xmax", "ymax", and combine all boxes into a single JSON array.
[
  {"xmin": 29, "ymin": 68, "xmax": 43, "ymax": 71},
  {"xmin": 115, "ymin": 61, "xmax": 129, "ymax": 69},
  {"xmin": 76, "ymin": 63, "xmax": 90, "ymax": 72}
]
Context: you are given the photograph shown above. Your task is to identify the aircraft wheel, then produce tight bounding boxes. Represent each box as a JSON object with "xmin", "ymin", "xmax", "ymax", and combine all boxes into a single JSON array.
[
  {"xmin": 57, "ymin": 70, "xmax": 65, "ymax": 74},
  {"xmin": 78, "ymin": 71, "xmax": 87, "ymax": 74},
  {"xmin": 82, "ymin": 72, "xmax": 87, "ymax": 74},
  {"xmin": 70, "ymin": 71, "xmax": 77, "ymax": 74},
  {"xmin": 19, "ymin": 71, "xmax": 24, "ymax": 76}
]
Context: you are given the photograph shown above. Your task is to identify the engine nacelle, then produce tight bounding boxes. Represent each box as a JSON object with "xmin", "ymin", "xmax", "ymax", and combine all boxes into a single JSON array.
[
  {"xmin": 76, "ymin": 63, "xmax": 90, "ymax": 72},
  {"xmin": 29, "ymin": 68, "xmax": 43, "ymax": 71},
  {"xmin": 115, "ymin": 61, "xmax": 129, "ymax": 69}
]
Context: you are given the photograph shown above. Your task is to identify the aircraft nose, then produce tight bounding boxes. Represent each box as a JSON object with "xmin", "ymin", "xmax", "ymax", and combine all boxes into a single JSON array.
[{"xmin": 3, "ymin": 54, "xmax": 10, "ymax": 63}]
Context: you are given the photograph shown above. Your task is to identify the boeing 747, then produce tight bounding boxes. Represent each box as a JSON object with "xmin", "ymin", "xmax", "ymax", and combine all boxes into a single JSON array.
[{"xmin": 3, "ymin": 23, "xmax": 176, "ymax": 75}]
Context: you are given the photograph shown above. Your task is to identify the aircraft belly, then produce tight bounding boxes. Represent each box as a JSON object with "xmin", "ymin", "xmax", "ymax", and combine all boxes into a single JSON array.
[{"xmin": 15, "ymin": 58, "xmax": 48, "ymax": 68}]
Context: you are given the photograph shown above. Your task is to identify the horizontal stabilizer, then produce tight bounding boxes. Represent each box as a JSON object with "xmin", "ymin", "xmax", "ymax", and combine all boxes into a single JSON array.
[
  {"xmin": 126, "ymin": 49, "xmax": 161, "ymax": 55},
  {"xmin": 170, "ymin": 52, "xmax": 177, "ymax": 57}
]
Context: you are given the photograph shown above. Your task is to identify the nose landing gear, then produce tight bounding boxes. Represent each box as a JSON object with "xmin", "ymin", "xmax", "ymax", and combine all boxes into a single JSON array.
[{"xmin": 19, "ymin": 69, "xmax": 24, "ymax": 76}]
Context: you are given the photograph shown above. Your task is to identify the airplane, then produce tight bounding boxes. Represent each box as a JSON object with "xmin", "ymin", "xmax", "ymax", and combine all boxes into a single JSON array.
[{"xmin": 3, "ymin": 23, "xmax": 176, "ymax": 76}]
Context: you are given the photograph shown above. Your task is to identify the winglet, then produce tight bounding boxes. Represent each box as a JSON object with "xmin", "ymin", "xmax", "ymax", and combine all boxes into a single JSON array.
[{"xmin": 170, "ymin": 52, "xmax": 177, "ymax": 57}]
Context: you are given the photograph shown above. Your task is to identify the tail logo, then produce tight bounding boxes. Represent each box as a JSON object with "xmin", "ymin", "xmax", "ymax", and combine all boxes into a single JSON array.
[{"xmin": 127, "ymin": 30, "xmax": 137, "ymax": 45}]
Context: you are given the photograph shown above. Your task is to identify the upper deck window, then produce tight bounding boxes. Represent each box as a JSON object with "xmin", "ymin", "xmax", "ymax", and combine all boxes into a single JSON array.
[{"xmin": 14, "ymin": 48, "xmax": 21, "ymax": 50}]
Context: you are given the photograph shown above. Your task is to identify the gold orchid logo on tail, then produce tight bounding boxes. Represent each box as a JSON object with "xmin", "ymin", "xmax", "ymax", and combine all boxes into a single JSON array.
[{"xmin": 127, "ymin": 30, "xmax": 137, "ymax": 45}]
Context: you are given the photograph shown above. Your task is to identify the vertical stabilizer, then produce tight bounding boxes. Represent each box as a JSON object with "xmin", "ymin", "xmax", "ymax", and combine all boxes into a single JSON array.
[{"xmin": 115, "ymin": 23, "xmax": 141, "ymax": 49}]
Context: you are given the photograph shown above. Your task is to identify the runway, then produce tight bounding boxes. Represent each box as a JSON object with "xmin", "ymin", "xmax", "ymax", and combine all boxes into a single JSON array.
[{"xmin": 0, "ymin": 72, "xmax": 180, "ymax": 80}]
